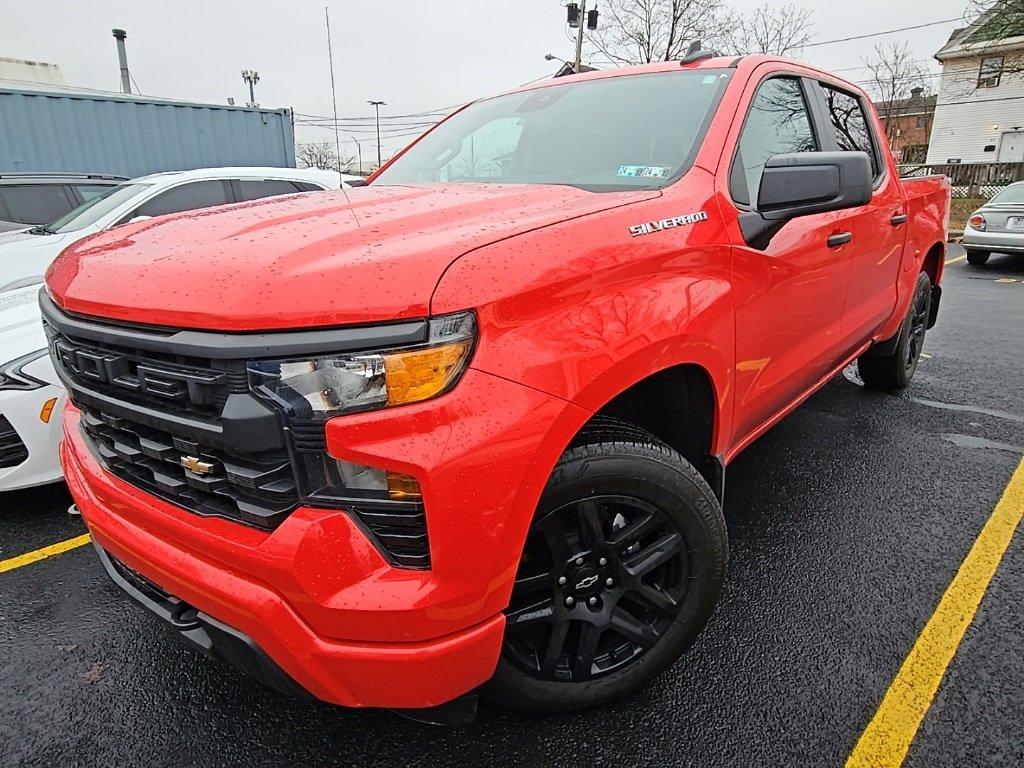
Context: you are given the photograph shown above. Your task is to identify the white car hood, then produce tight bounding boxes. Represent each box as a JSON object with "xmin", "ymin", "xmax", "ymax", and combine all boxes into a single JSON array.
[
  {"xmin": 0, "ymin": 284, "xmax": 56, "ymax": 384},
  {"xmin": 0, "ymin": 229, "xmax": 78, "ymax": 294}
]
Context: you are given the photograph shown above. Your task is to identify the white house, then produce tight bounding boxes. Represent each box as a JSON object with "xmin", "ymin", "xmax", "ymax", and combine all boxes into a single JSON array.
[{"xmin": 927, "ymin": 5, "xmax": 1024, "ymax": 164}]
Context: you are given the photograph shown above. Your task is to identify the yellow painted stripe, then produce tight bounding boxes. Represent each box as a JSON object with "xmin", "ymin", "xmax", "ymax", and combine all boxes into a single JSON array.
[
  {"xmin": 944, "ymin": 254, "xmax": 967, "ymax": 265},
  {"xmin": 847, "ymin": 458, "xmax": 1024, "ymax": 768},
  {"xmin": 0, "ymin": 533, "xmax": 92, "ymax": 574}
]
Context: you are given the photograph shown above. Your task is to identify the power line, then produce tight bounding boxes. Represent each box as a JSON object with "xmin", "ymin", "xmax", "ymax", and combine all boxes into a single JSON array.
[{"xmin": 802, "ymin": 17, "xmax": 962, "ymax": 48}]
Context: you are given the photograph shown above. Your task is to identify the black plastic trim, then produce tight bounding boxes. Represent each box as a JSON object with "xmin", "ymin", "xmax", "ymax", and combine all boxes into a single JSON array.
[
  {"xmin": 94, "ymin": 540, "xmax": 312, "ymax": 700},
  {"xmin": 928, "ymin": 285, "xmax": 942, "ymax": 329},
  {"xmin": 40, "ymin": 290, "xmax": 429, "ymax": 360}
]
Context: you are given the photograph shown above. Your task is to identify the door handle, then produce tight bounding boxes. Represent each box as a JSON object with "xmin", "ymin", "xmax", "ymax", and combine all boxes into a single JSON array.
[
  {"xmin": 827, "ymin": 232, "xmax": 853, "ymax": 248},
  {"xmin": 890, "ymin": 214, "xmax": 908, "ymax": 226}
]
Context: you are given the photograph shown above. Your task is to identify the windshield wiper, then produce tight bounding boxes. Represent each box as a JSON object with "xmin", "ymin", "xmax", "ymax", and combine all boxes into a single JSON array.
[{"xmin": 28, "ymin": 226, "xmax": 56, "ymax": 235}]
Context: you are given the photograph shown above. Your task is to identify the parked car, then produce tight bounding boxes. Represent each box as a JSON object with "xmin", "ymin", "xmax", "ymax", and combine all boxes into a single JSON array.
[
  {"xmin": 46, "ymin": 55, "xmax": 949, "ymax": 721},
  {"xmin": 962, "ymin": 181, "xmax": 1024, "ymax": 265},
  {"xmin": 0, "ymin": 167, "xmax": 342, "ymax": 293},
  {"xmin": 0, "ymin": 173, "xmax": 126, "ymax": 233},
  {"xmin": 0, "ymin": 282, "xmax": 65, "ymax": 491}
]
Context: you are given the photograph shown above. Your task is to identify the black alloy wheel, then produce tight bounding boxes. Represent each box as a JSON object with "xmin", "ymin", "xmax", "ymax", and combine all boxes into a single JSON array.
[
  {"xmin": 504, "ymin": 495, "xmax": 688, "ymax": 682},
  {"xmin": 485, "ymin": 417, "xmax": 728, "ymax": 713}
]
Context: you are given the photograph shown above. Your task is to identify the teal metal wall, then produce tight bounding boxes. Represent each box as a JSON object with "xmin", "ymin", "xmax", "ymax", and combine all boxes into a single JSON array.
[{"xmin": 0, "ymin": 85, "xmax": 295, "ymax": 176}]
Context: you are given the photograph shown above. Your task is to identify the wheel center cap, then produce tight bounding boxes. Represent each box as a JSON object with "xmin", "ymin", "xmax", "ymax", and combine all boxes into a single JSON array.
[{"xmin": 571, "ymin": 566, "xmax": 601, "ymax": 596}]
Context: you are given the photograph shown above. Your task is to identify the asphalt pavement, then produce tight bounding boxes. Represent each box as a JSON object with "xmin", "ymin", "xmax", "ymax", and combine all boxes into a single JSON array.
[{"xmin": 1, "ymin": 245, "xmax": 1022, "ymax": 767}]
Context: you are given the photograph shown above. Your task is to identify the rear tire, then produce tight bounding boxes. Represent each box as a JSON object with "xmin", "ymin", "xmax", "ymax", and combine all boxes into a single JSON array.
[
  {"xmin": 966, "ymin": 249, "xmax": 990, "ymax": 266},
  {"xmin": 485, "ymin": 417, "xmax": 727, "ymax": 713},
  {"xmin": 857, "ymin": 271, "xmax": 932, "ymax": 391}
]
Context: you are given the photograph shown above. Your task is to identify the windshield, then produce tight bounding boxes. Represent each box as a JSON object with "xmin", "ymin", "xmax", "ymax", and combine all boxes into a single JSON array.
[
  {"xmin": 44, "ymin": 182, "xmax": 152, "ymax": 234},
  {"xmin": 988, "ymin": 184, "xmax": 1024, "ymax": 205},
  {"xmin": 374, "ymin": 70, "xmax": 732, "ymax": 191}
]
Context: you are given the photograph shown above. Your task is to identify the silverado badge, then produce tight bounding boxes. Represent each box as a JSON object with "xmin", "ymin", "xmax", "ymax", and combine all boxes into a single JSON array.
[{"xmin": 629, "ymin": 210, "xmax": 708, "ymax": 237}]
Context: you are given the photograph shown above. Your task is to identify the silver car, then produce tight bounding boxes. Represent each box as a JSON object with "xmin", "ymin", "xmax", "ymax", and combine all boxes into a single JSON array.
[{"xmin": 963, "ymin": 182, "xmax": 1024, "ymax": 265}]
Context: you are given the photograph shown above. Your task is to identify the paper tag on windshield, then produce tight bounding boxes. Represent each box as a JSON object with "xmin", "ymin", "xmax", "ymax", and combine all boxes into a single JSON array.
[{"xmin": 617, "ymin": 165, "xmax": 672, "ymax": 178}]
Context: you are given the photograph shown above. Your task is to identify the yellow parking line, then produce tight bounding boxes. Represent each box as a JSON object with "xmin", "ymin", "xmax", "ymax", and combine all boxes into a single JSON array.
[
  {"xmin": 944, "ymin": 254, "xmax": 967, "ymax": 265},
  {"xmin": 0, "ymin": 533, "xmax": 92, "ymax": 574},
  {"xmin": 846, "ymin": 458, "xmax": 1024, "ymax": 768}
]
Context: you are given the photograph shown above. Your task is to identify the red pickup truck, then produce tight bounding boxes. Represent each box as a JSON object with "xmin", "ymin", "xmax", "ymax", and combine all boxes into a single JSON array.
[{"xmin": 45, "ymin": 55, "xmax": 949, "ymax": 720}]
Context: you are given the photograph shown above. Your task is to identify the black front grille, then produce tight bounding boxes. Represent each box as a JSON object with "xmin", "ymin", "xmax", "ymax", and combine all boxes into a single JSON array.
[
  {"xmin": 80, "ymin": 407, "xmax": 298, "ymax": 528},
  {"xmin": 50, "ymin": 329, "xmax": 247, "ymax": 421},
  {"xmin": 0, "ymin": 415, "xmax": 29, "ymax": 468},
  {"xmin": 43, "ymin": 296, "xmax": 432, "ymax": 568}
]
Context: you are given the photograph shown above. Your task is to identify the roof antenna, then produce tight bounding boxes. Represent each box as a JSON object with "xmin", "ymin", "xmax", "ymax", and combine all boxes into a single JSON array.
[
  {"xmin": 325, "ymin": 5, "xmax": 360, "ymax": 226},
  {"xmin": 680, "ymin": 39, "xmax": 718, "ymax": 64}
]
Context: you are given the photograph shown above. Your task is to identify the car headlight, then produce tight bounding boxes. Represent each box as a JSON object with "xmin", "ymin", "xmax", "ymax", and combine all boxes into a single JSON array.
[
  {"xmin": 0, "ymin": 348, "xmax": 49, "ymax": 391},
  {"xmin": 246, "ymin": 311, "xmax": 476, "ymax": 418}
]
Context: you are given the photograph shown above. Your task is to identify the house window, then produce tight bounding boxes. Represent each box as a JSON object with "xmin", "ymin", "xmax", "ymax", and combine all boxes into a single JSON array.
[
  {"xmin": 915, "ymin": 115, "xmax": 928, "ymax": 129},
  {"xmin": 978, "ymin": 56, "xmax": 1004, "ymax": 88}
]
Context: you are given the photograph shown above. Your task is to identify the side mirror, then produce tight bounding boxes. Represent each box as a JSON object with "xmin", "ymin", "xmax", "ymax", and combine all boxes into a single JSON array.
[{"xmin": 740, "ymin": 151, "xmax": 873, "ymax": 249}]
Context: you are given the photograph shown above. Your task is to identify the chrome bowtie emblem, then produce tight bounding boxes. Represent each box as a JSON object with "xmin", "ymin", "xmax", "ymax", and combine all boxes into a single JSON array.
[
  {"xmin": 575, "ymin": 574, "xmax": 599, "ymax": 591},
  {"xmin": 180, "ymin": 455, "xmax": 216, "ymax": 475}
]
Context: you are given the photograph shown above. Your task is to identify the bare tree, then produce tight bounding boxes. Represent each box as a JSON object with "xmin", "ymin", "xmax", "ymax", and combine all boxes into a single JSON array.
[
  {"xmin": 587, "ymin": 0, "xmax": 741, "ymax": 65},
  {"xmin": 729, "ymin": 3, "xmax": 813, "ymax": 56},
  {"xmin": 864, "ymin": 41, "xmax": 931, "ymax": 149},
  {"xmin": 295, "ymin": 139, "xmax": 354, "ymax": 172}
]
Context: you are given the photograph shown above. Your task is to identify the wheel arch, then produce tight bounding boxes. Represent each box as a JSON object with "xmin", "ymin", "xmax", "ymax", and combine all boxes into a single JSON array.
[{"xmin": 572, "ymin": 362, "xmax": 725, "ymax": 501}]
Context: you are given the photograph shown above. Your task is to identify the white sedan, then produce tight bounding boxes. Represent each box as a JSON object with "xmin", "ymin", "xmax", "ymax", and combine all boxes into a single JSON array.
[
  {"xmin": 0, "ymin": 283, "xmax": 65, "ymax": 491},
  {"xmin": 0, "ymin": 166, "xmax": 346, "ymax": 293}
]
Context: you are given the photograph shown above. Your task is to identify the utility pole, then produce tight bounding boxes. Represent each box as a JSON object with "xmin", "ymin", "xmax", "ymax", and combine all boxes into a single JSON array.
[
  {"xmin": 564, "ymin": 2, "xmax": 599, "ymax": 74},
  {"xmin": 574, "ymin": 1, "xmax": 587, "ymax": 74},
  {"xmin": 241, "ymin": 69, "xmax": 260, "ymax": 107},
  {"xmin": 368, "ymin": 100, "xmax": 386, "ymax": 168},
  {"xmin": 351, "ymin": 137, "xmax": 363, "ymax": 175}
]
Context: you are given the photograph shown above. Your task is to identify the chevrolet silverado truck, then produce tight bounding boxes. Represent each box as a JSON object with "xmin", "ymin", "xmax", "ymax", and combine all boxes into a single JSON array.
[{"xmin": 44, "ymin": 55, "xmax": 950, "ymax": 720}]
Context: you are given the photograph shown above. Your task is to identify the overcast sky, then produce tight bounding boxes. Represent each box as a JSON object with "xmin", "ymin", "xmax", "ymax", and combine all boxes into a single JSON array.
[{"xmin": 2, "ymin": 0, "xmax": 970, "ymax": 165}]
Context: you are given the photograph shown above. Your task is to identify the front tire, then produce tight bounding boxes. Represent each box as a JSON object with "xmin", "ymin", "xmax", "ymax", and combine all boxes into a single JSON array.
[
  {"xmin": 857, "ymin": 270, "xmax": 932, "ymax": 391},
  {"xmin": 966, "ymin": 249, "xmax": 990, "ymax": 266},
  {"xmin": 485, "ymin": 418, "xmax": 727, "ymax": 713}
]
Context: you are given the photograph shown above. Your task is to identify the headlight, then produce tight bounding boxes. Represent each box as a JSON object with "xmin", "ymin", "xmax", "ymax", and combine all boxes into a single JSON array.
[
  {"xmin": 0, "ymin": 348, "xmax": 49, "ymax": 391},
  {"xmin": 246, "ymin": 311, "xmax": 476, "ymax": 418}
]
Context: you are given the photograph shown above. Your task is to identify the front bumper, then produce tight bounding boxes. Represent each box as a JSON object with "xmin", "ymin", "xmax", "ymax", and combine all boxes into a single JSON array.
[
  {"xmin": 0, "ymin": 385, "xmax": 65, "ymax": 491},
  {"xmin": 64, "ymin": 367, "xmax": 588, "ymax": 708}
]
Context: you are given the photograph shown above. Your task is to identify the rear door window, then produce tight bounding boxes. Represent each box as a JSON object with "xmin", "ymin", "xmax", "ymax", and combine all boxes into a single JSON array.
[
  {"xmin": 0, "ymin": 184, "xmax": 75, "ymax": 224},
  {"xmin": 819, "ymin": 85, "xmax": 881, "ymax": 179},
  {"xmin": 731, "ymin": 77, "xmax": 818, "ymax": 207},
  {"xmin": 236, "ymin": 179, "xmax": 303, "ymax": 201},
  {"xmin": 133, "ymin": 180, "xmax": 232, "ymax": 218},
  {"xmin": 72, "ymin": 183, "xmax": 118, "ymax": 204}
]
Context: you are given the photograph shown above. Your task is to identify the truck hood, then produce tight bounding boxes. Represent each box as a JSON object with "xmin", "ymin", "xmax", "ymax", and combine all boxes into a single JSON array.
[{"xmin": 46, "ymin": 184, "xmax": 658, "ymax": 331}]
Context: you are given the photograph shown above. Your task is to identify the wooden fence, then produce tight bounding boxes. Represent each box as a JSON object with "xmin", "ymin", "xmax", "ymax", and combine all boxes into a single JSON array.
[{"xmin": 898, "ymin": 162, "xmax": 1024, "ymax": 199}]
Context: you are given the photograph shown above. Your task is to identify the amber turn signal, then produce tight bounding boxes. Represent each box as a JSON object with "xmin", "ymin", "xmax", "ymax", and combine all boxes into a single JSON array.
[
  {"xmin": 383, "ymin": 341, "xmax": 472, "ymax": 406},
  {"xmin": 386, "ymin": 470, "xmax": 423, "ymax": 501},
  {"xmin": 39, "ymin": 397, "xmax": 58, "ymax": 424}
]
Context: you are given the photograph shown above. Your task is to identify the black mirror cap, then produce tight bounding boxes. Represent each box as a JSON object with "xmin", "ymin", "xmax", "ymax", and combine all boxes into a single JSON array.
[
  {"xmin": 758, "ymin": 151, "xmax": 872, "ymax": 219},
  {"xmin": 740, "ymin": 151, "xmax": 873, "ymax": 250}
]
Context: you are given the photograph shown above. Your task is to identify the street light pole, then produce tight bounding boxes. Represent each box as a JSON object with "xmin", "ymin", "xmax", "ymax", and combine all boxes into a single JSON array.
[
  {"xmin": 351, "ymin": 137, "xmax": 363, "ymax": 175},
  {"xmin": 368, "ymin": 100, "xmax": 386, "ymax": 168}
]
